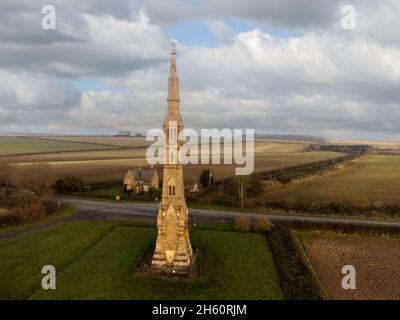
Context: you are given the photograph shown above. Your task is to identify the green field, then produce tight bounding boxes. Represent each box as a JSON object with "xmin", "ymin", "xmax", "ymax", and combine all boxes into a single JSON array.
[
  {"xmin": 0, "ymin": 221, "xmax": 283, "ymax": 300},
  {"xmin": 0, "ymin": 137, "xmax": 117, "ymax": 155},
  {"xmin": 268, "ymin": 155, "xmax": 400, "ymax": 204}
]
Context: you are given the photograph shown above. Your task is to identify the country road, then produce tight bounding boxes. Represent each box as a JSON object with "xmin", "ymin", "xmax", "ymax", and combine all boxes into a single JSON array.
[{"xmin": 59, "ymin": 197, "xmax": 400, "ymax": 228}]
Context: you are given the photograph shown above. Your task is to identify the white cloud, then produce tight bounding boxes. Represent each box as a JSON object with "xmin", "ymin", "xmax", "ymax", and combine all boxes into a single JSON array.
[
  {"xmin": 0, "ymin": 5, "xmax": 169, "ymax": 77},
  {"xmin": 0, "ymin": 0, "xmax": 399, "ymax": 139}
]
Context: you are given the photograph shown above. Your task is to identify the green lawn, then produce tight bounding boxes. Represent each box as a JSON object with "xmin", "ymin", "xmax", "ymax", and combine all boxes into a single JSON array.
[
  {"xmin": 0, "ymin": 221, "xmax": 283, "ymax": 300},
  {"xmin": 0, "ymin": 221, "xmax": 117, "ymax": 299},
  {"xmin": 0, "ymin": 137, "xmax": 117, "ymax": 155}
]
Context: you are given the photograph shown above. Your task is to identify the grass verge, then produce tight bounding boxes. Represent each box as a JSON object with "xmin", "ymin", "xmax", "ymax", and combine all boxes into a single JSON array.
[{"xmin": 0, "ymin": 204, "xmax": 78, "ymax": 237}]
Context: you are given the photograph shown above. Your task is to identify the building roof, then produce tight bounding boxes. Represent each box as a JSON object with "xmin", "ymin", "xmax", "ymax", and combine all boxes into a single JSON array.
[{"xmin": 128, "ymin": 168, "xmax": 156, "ymax": 184}]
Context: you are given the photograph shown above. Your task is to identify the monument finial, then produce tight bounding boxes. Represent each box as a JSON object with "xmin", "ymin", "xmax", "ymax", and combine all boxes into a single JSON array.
[
  {"xmin": 171, "ymin": 39, "xmax": 177, "ymax": 55},
  {"xmin": 167, "ymin": 39, "xmax": 179, "ymax": 102}
]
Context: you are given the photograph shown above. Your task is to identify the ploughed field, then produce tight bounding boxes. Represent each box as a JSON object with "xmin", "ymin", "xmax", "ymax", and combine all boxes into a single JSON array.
[
  {"xmin": 267, "ymin": 155, "xmax": 400, "ymax": 205},
  {"xmin": 8, "ymin": 136, "xmax": 341, "ymax": 182},
  {"xmin": 299, "ymin": 233, "xmax": 400, "ymax": 300},
  {"xmin": 0, "ymin": 221, "xmax": 283, "ymax": 300}
]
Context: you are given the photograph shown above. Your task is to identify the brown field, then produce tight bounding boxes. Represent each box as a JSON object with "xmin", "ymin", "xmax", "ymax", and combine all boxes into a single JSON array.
[{"xmin": 301, "ymin": 234, "xmax": 400, "ymax": 300}]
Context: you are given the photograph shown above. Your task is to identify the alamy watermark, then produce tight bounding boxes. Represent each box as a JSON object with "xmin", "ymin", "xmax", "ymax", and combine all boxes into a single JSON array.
[
  {"xmin": 41, "ymin": 265, "xmax": 56, "ymax": 290},
  {"xmin": 341, "ymin": 265, "xmax": 356, "ymax": 290},
  {"xmin": 146, "ymin": 122, "xmax": 254, "ymax": 176},
  {"xmin": 341, "ymin": 5, "xmax": 356, "ymax": 30},
  {"xmin": 41, "ymin": 5, "xmax": 56, "ymax": 30}
]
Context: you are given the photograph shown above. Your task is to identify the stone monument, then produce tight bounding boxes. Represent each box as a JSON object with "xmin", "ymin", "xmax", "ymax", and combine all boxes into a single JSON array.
[{"xmin": 151, "ymin": 41, "xmax": 193, "ymax": 273}]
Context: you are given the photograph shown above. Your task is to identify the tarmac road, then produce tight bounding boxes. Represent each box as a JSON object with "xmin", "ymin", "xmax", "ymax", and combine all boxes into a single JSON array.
[{"xmin": 58, "ymin": 197, "xmax": 400, "ymax": 228}]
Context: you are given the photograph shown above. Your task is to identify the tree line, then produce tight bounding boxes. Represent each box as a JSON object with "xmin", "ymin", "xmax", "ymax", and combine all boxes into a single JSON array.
[
  {"xmin": 303, "ymin": 144, "xmax": 374, "ymax": 154},
  {"xmin": 265, "ymin": 198, "xmax": 400, "ymax": 218}
]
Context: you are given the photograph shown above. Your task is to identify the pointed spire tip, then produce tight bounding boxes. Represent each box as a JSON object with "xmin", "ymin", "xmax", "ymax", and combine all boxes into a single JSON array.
[{"xmin": 171, "ymin": 40, "xmax": 177, "ymax": 55}]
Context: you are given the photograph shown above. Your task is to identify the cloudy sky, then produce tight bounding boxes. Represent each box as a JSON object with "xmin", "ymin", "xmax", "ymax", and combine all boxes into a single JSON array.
[{"xmin": 0, "ymin": 0, "xmax": 399, "ymax": 139}]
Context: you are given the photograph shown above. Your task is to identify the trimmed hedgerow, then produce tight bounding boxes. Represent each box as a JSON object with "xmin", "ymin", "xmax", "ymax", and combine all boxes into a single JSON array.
[{"xmin": 266, "ymin": 224, "xmax": 322, "ymax": 300}]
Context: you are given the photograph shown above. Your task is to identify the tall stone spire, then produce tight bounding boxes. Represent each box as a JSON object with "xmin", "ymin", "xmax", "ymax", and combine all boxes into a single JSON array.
[
  {"xmin": 164, "ymin": 40, "xmax": 183, "ymax": 130},
  {"xmin": 151, "ymin": 41, "xmax": 193, "ymax": 273},
  {"xmin": 167, "ymin": 40, "xmax": 180, "ymax": 103}
]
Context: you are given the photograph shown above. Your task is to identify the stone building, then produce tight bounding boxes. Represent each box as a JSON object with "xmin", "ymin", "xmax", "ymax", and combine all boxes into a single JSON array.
[
  {"xmin": 151, "ymin": 41, "xmax": 193, "ymax": 273},
  {"xmin": 123, "ymin": 168, "xmax": 159, "ymax": 193}
]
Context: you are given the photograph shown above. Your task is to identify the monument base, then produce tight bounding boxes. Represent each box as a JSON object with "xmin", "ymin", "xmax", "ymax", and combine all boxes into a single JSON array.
[
  {"xmin": 135, "ymin": 247, "xmax": 201, "ymax": 277},
  {"xmin": 150, "ymin": 264, "xmax": 192, "ymax": 275},
  {"xmin": 151, "ymin": 250, "xmax": 194, "ymax": 274}
]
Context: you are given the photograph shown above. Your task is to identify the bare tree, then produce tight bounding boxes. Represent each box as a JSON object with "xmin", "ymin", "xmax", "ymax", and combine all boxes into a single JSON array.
[
  {"xmin": 13, "ymin": 163, "xmax": 54, "ymax": 198},
  {"xmin": 234, "ymin": 176, "xmax": 251, "ymax": 209},
  {"xmin": 0, "ymin": 160, "xmax": 55, "ymax": 222},
  {"xmin": 0, "ymin": 158, "xmax": 16, "ymax": 206},
  {"xmin": 0, "ymin": 158, "xmax": 16, "ymax": 187}
]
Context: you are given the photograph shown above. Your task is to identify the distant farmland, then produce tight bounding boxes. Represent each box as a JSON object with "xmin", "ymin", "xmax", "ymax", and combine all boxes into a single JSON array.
[
  {"xmin": 1, "ymin": 135, "xmax": 342, "ymax": 183},
  {"xmin": 329, "ymin": 139, "xmax": 400, "ymax": 150},
  {"xmin": 39, "ymin": 152, "xmax": 340, "ymax": 183},
  {"xmin": 10, "ymin": 138, "xmax": 341, "ymax": 183},
  {"xmin": 0, "ymin": 137, "xmax": 119, "ymax": 155},
  {"xmin": 267, "ymin": 155, "xmax": 400, "ymax": 205},
  {"xmin": 39, "ymin": 135, "xmax": 151, "ymax": 148}
]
